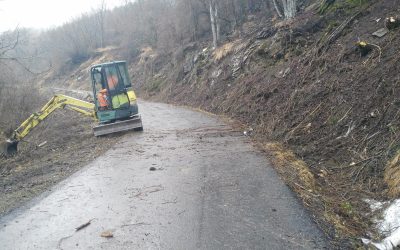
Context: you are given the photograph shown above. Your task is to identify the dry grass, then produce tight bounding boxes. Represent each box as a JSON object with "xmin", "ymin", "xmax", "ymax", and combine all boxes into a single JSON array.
[
  {"xmin": 264, "ymin": 142, "xmax": 316, "ymax": 193},
  {"xmin": 139, "ymin": 47, "xmax": 157, "ymax": 65},
  {"xmin": 213, "ymin": 42, "xmax": 236, "ymax": 62},
  {"xmin": 385, "ymin": 151, "xmax": 400, "ymax": 198},
  {"xmin": 94, "ymin": 46, "xmax": 118, "ymax": 53},
  {"xmin": 263, "ymin": 142, "xmax": 370, "ymax": 245}
]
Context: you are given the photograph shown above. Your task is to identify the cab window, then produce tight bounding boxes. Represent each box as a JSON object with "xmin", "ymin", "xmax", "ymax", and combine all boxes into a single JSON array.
[
  {"xmin": 118, "ymin": 64, "xmax": 131, "ymax": 88},
  {"xmin": 105, "ymin": 66, "xmax": 121, "ymax": 91}
]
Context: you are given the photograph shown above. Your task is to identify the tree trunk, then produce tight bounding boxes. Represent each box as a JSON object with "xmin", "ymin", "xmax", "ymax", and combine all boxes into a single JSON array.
[
  {"xmin": 209, "ymin": 1, "xmax": 218, "ymax": 49},
  {"xmin": 271, "ymin": 0, "xmax": 297, "ymax": 19},
  {"xmin": 97, "ymin": 0, "xmax": 106, "ymax": 48},
  {"xmin": 271, "ymin": 0, "xmax": 283, "ymax": 18},
  {"xmin": 230, "ymin": 0, "xmax": 237, "ymax": 29},
  {"xmin": 215, "ymin": 4, "xmax": 220, "ymax": 42},
  {"xmin": 189, "ymin": 0, "xmax": 198, "ymax": 41},
  {"xmin": 282, "ymin": 0, "xmax": 296, "ymax": 19}
]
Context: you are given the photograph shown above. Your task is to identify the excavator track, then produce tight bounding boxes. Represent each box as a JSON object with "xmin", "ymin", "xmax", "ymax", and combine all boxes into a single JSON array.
[{"xmin": 93, "ymin": 115, "xmax": 143, "ymax": 137}]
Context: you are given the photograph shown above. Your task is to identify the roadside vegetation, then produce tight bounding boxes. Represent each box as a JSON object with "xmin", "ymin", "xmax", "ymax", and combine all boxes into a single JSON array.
[{"xmin": 0, "ymin": 30, "xmax": 44, "ymax": 140}]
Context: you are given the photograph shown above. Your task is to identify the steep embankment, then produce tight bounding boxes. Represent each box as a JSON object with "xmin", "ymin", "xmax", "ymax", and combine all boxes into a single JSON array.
[{"xmin": 128, "ymin": 0, "xmax": 400, "ymax": 245}]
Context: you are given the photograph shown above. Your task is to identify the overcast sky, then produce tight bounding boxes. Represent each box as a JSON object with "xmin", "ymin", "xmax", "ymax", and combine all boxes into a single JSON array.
[{"xmin": 0, "ymin": 0, "xmax": 126, "ymax": 32}]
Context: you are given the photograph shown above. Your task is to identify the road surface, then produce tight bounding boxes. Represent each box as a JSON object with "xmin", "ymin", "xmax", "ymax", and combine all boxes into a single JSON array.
[{"xmin": 0, "ymin": 101, "xmax": 327, "ymax": 249}]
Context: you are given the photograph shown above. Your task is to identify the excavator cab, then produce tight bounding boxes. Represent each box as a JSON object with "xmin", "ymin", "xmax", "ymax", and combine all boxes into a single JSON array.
[{"xmin": 90, "ymin": 61, "xmax": 143, "ymax": 136}]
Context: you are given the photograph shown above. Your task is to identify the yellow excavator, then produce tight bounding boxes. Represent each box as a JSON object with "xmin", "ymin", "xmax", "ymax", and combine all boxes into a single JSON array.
[{"xmin": 1, "ymin": 61, "xmax": 143, "ymax": 157}]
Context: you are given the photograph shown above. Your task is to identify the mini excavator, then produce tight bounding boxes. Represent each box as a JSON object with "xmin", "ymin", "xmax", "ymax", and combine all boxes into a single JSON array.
[{"xmin": 1, "ymin": 61, "xmax": 143, "ymax": 156}]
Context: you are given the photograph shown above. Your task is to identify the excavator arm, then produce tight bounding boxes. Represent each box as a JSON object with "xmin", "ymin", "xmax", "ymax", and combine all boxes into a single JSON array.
[{"xmin": 2, "ymin": 94, "xmax": 96, "ymax": 156}]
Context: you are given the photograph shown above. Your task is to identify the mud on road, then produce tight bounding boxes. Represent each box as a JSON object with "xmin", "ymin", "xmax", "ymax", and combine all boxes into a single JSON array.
[{"xmin": 0, "ymin": 100, "xmax": 326, "ymax": 249}]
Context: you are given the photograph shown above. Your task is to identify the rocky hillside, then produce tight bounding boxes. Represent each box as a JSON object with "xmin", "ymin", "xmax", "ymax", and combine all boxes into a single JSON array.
[{"xmin": 124, "ymin": 0, "xmax": 400, "ymax": 246}]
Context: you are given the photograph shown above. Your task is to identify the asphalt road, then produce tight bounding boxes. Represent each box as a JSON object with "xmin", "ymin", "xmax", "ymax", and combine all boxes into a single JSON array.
[{"xmin": 0, "ymin": 100, "xmax": 327, "ymax": 249}]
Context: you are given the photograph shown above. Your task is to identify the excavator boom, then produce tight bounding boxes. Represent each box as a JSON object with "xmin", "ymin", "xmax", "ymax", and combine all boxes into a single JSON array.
[{"xmin": 1, "ymin": 94, "xmax": 96, "ymax": 157}]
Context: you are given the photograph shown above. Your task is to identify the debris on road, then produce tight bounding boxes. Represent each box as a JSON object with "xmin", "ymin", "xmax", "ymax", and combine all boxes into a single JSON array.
[
  {"xmin": 161, "ymin": 197, "xmax": 178, "ymax": 204},
  {"xmin": 100, "ymin": 231, "xmax": 114, "ymax": 238},
  {"xmin": 75, "ymin": 219, "xmax": 94, "ymax": 231},
  {"xmin": 134, "ymin": 185, "xmax": 164, "ymax": 199}
]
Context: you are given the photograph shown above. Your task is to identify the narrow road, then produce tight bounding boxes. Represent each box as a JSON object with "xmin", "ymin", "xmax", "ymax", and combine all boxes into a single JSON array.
[{"xmin": 0, "ymin": 101, "xmax": 327, "ymax": 249}]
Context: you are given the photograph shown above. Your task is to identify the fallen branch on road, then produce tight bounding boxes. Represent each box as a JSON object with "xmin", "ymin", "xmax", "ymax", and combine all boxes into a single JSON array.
[{"xmin": 75, "ymin": 218, "xmax": 95, "ymax": 231}]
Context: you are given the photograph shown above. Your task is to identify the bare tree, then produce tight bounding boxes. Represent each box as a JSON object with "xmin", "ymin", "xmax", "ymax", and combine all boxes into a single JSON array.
[
  {"xmin": 271, "ymin": 0, "xmax": 283, "ymax": 17},
  {"xmin": 270, "ymin": 0, "xmax": 297, "ymax": 19},
  {"xmin": 96, "ymin": 0, "xmax": 107, "ymax": 48},
  {"xmin": 0, "ymin": 29, "xmax": 20, "ymax": 60},
  {"xmin": 282, "ymin": 0, "xmax": 296, "ymax": 19},
  {"xmin": 209, "ymin": 0, "xmax": 220, "ymax": 48},
  {"xmin": 0, "ymin": 29, "xmax": 41, "ymax": 74}
]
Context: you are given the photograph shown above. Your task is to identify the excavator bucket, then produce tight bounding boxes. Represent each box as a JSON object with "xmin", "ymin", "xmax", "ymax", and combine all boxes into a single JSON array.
[
  {"xmin": 1, "ymin": 140, "xmax": 18, "ymax": 157},
  {"xmin": 93, "ymin": 115, "xmax": 143, "ymax": 137}
]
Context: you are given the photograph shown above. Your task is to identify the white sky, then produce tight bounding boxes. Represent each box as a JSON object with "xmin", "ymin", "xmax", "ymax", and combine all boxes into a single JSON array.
[{"xmin": 0, "ymin": 0, "xmax": 126, "ymax": 32}]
